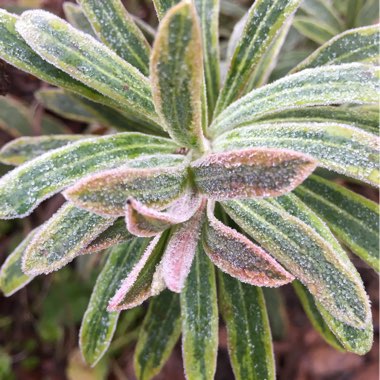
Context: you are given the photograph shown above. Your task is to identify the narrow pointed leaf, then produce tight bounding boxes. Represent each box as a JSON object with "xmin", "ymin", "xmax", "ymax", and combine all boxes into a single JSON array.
[
  {"xmin": 151, "ymin": 1, "xmax": 207, "ymax": 151},
  {"xmin": 181, "ymin": 242, "xmax": 218, "ymax": 380},
  {"xmin": 223, "ymin": 198, "xmax": 371, "ymax": 328},
  {"xmin": 161, "ymin": 200, "xmax": 206, "ymax": 292},
  {"xmin": 213, "ymin": 122, "xmax": 380, "ymax": 186},
  {"xmin": 16, "ymin": 10, "xmax": 159, "ymax": 124},
  {"xmin": 210, "ymin": 63, "xmax": 380, "ymax": 136},
  {"xmin": 108, "ymin": 232, "xmax": 169, "ymax": 311},
  {"xmin": 214, "ymin": 0, "xmax": 302, "ymax": 114},
  {"xmin": 62, "ymin": 2, "xmax": 96, "ymax": 36},
  {"xmin": 80, "ymin": 238, "xmax": 150, "ymax": 366},
  {"xmin": 0, "ymin": 133, "xmax": 179, "ymax": 219},
  {"xmin": 295, "ymin": 175, "xmax": 380, "ymax": 271},
  {"xmin": 191, "ymin": 148, "xmax": 317, "ymax": 199},
  {"xmin": 134, "ymin": 290, "xmax": 181, "ymax": 380},
  {"xmin": 22, "ymin": 203, "xmax": 114, "ymax": 275},
  {"xmin": 218, "ymin": 271, "xmax": 275, "ymax": 380},
  {"xmin": 293, "ymin": 16, "xmax": 336, "ymax": 45},
  {"xmin": 78, "ymin": 0, "xmax": 150, "ymax": 75},
  {"xmin": 0, "ymin": 229, "xmax": 37, "ymax": 296},
  {"xmin": 293, "ymin": 25, "xmax": 380, "ymax": 72},
  {"xmin": 152, "ymin": 0, "xmax": 181, "ymax": 20},
  {"xmin": 203, "ymin": 202, "xmax": 293, "ymax": 286},
  {"xmin": 65, "ymin": 161, "xmax": 187, "ymax": 217}
]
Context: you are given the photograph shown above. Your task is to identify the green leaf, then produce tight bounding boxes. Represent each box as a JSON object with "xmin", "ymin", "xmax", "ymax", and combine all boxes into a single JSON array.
[
  {"xmin": 78, "ymin": 0, "xmax": 151, "ymax": 75},
  {"xmin": 0, "ymin": 133, "xmax": 179, "ymax": 219},
  {"xmin": 213, "ymin": 122, "xmax": 380, "ymax": 186},
  {"xmin": 22, "ymin": 203, "xmax": 114, "ymax": 275},
  {"xmin": 0, "ymin": 135, "xmax": 90, "ymax": 166},
  {"xmin": 0, "ymin": 229, "xmax": 36, "ymax": 296},
  {"xmin": 80, "ymin": 238, "xmax": 150, "ymax": 366},
  {"xmin": 293, "ymin": 16, "xmax": 336, "ymax": 45},
  {"xmin": 214, "ymin": 0, "xmax": 302, "ymax": 114},
  {"xmin": 191, "ymin": 148, "xmax": 317, "ymax": 199},
  {"xmin": 16, "ymin": 10, "xmax": 159, "ymax": 125},
  {"xmin": 181, "ymin": 242, "xmax": 218, "ymax": 380},
  {"xmin": 152, "ymin": 0, "xmax": 181, "ymax": 20},
  {"xmin": 295, "ymin": 175, "xmax": 380, "ymax": 271},
  {"xmin": 151, "ymin": 1, "xmax": 208, "ymax": 152},
  {"xmin": 134, "ymin": 290, "xmax": 181, "ymax": 380},
  {"xmin": 223, "ymin": 197, "xmax": 371, "ymax": 328},
  {"xmin": 293, "ymin": 25, "xmax": 380, "ymax": 72},
  {"xmin": 218, "ymin": 271, "xmax": 275, "ymax": 380},
  {"xmin": 62, "ymin": 2, "xmax": 96, "ymax": 37},
  {"xmin": 210, "ymin": 63, "xmax": 379, "ymax": 137}
]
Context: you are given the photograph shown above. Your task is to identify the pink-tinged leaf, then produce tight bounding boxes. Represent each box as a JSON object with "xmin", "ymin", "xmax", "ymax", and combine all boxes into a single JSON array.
[
  {"xmin": 202, "ymin": 202, "xmax": 294, "ymax": 286},
  {"xmin": 125, "ymin": 189, "xmax": 203, "ymax": 237},
  {"xmin": 191, "ymin": 148, "xmax": 317, "ymax": 200},
  {"xmin": 108, "ymin": 232, "xmax": 169, "ymax": 311},
  {"xmin": 161, "ymin": 200, "xmax": 206, "ymax": 293}
]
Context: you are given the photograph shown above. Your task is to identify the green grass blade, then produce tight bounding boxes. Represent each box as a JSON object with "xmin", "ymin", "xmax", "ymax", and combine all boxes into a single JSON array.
[
  {"xmin": 80, "ymin": 238, "xmax": 150, "ymax": 366},
  {"xmin": 214, "ymin": 0, "xmax": 302, "ymax": 115},
  {"xmin": 152, "ymin": 0, "xmax": 181, "ymax": 19},
  {"xmin": 0, "ymin": 133, "xmax": 179, "ymax": 219},
  {"xmin": 210, "ymin": 63, "xmax": 379, "ymax": 136},
  {"xmin": 78, "ymin": 0, "xmax": 150, "ymax": 75},
  {"xmin": 151, "ymin": 1, "xmax": 208, "ymax": 151},
  {"xmin": 293, "ymin": 16, "xmax": 336, "ymax": 44},
  {"xmin": 295, "ymin": 175, "xmax": 380, "ymax": 271},
  {"xmin": 223, "ymin": 198, "xmax": 371, "ymax": 329},
  {"xmin": 218, "ymin": 271, "xmax": 275, "ymax": 380},
  {"xmin": 181, "ymin": 242, "xmax": 218, "ymax": 380},
  {"xmin": 134, "ymin": 290, "xmax": 181, "ymax": 380},
  {"xmin": 62, "ymin": 2, "xmax": 96, "ymax": 37}
]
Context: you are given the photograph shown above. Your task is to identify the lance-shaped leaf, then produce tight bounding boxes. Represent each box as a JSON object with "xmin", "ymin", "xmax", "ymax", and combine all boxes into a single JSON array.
[
  {"xmin": 80, "ymin": 238, "xmax": 150, "ymax": 366},
  {"xmin": 223, "ymin": 198, "xmax": 371, "ymax": 328},
  {"xmin": 210, "ymin": 63, "xmax": 380, "ymax": 136},
  {"xmin": 16, "ymin": 10, "xmax": 159, "ymax": 125},
  {"xmin": 191, "ymin": 148, "xmax": 317, "ymax": 199},
  {"xmin": 293, "ymin": 25, "xmax": 380, "ymax": 72},
  {"xmin": 0, "ymin": 133, "xmax": 179, "ymax": 219},
  {"xmin": 83, "ymin": 219, "xmax": 134, "ymax": 254},
  {"xmin": 108, "ymin": 232, "xmax": 169, "ymax": 311},
  {"xmin": 214, "ymin": 0, "xmax": 302, "ymax": 114},
  {"xmin": 78, "ymin": 0, "xmax": 150, "ymax": 75},
  {"xmin": 295, "ymin": 175, "xmax": 380, "ymax": 271},
  {"xmin": 62, "ymin": 2, "xmax": 96, "ymax": 37},
  {"xmin": 64, "ymin": 161, "xmax": 188, "ymax": 217},
  {"xmin": 134, "ymin": 290, "xmax": 181, "ymax": 380},
  {"xmin": 150, "ymin": 1, "xmax": 208, "ymax": 152},
  {"xmin": 213, "ymin": 122, "xmax": 380, "ymax": 186},
  {"xmin": 293, "ymin": 16, "xmax": 336, "ymax": 45},
  {"xmin": 161, "ymin": 200, "xmax": 206, "ymax": 292},
  {"xmin": 125, "ymin": 190, "xmax": 202, "ymax": 237},
  {"xmin": 203, "ymin": 202, "xmax": 294, "ymax": 286},
  {"xmin": 0, "ymin": 135, "xmax": 91, "ymax": 166},
  {"xmin": 181, "ymin": 242, "xmax": 218, "ymax": 380},
  {"xmin": 152, "ymin": 0, "xmax": 181, "ymax": 19},
  {"xmin": 0, "ymin": 229, "xmax": 37, "ymax": 296},
  {"xmin": 22, "ymin": 203, "xmax": 115, "ymax": 275},
  {"xmin": 218, "ymin": 271, "xmax": 275, "ymax": 380}
]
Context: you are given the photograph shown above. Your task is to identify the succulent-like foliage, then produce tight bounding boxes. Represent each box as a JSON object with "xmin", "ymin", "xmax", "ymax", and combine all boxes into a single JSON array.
[{"xmin": 0, "ymin": 0, "xmax": 378, "ymax": 378}]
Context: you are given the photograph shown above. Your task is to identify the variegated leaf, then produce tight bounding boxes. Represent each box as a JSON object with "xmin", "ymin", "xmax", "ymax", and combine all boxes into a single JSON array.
[
  {"xmin": 210, "ymin": 63, "xmax": 379, "ymax": 136},
  {"xmin": 181, "ymin": 242, "xmax": 218, "ymax": 380},
  {"xmin": 78, "ymin": 0, "xmax": 151, "ymax": 75},
  {"xmin": 213, "ymin": 122, "xmax": 380, "ymax": 186},
  {"xmin": 64, "ymin": 161, "xmax": 188, "ymax": 217},
  {"xmin": 108, "ymin": 232, "xmax": 169, "ymax": 311},
  {"xmin": 218, "ymin": 271, "xmax": 275, "ymax": 380},
  {"xmin": 151, "ymin": 0, "xmax": 208, "ymax": 152},
  {"xmin": 22, "ymin": 203, "xmax": 114, "ymax": 275},
  {"xmin": 80, "ymin": 238, "xmax": 150, "ymax": 366},
  {"xmin": 16, "ymin": 10, "xmax": 159, "ymax": 125},
  {"xmin": 223, "ymin": 197, "xmax": 371, "ymax": 328},
  {"xmin": 203, "ymin": 202, "xmax": 294, "ymax": 286},
  {"xmin": 214, "ymin": 0, "xmax": 302, "ymax": 114},
  {"xmin": 152, "ymin": 0, "xmax": 180, "ymax": 20},
  {"xmin": 0, "ymin": 133, "xmax": 179, "ymax": 219},
  {"xmin": 0, "ymin": 229, "xmax": 37, "ymax": 296},
  {"xmin": 293, "ymin": 16, "xmax": 336, "ymax": 45},
  {"xmin": 134, "ymin": 290, "xmax": 181, "ymax": 380},
  {"xmin": 191, "ymin": 148, "xmax": 317, "ymax": 199},
  {"xmin": 62, "ymin": 2, "xmax": 96, "ymax": 36},
  {"xmin": 295, "ymin": 175, "xmax": 379, "ymax": 271}
]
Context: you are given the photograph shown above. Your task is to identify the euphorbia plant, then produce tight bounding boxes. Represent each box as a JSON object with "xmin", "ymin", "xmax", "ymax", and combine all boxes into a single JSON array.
[{"xmin": 0, "ymin": 0, "xmax": 379, "ymax": 378}]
